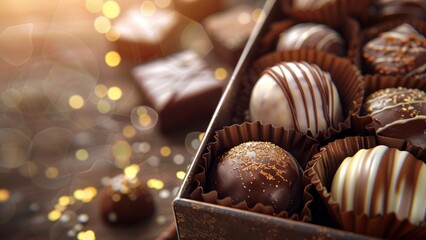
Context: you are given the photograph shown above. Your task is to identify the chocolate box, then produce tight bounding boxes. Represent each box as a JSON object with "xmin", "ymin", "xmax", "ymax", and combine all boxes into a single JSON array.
[{"xmin": 173, "ymin": 0, "xmax": 376, "ymax": 239}]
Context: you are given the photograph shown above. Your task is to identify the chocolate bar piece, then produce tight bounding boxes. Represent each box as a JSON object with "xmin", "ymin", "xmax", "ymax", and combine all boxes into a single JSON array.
[
  {"xmin": 203, "ymin": 4, "xmax": 257, "ymax": 66},
  {"xmin": 173, "ymin": 0, "xmax": 222, "ymax": 22},
  {"xmin": 113, "ymin": 8, "xmax": 180, "ymax": 63},
  {"xmin": 132, "ymin": 50, "xmax": 223, "ymax": 133}
]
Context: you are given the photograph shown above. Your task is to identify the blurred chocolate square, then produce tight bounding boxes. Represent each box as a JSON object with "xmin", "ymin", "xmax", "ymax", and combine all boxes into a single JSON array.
[
  {"xmin": 203, "ymin": 4, "xmax": 257, "ymax": 66},
  {"xmin": 173, "ymin": 0, "xmax": 223, "ymax": 22},
  {"xmin": 132, "ymin": 50, "xmax": 223, "ymax": 133},
  {"xmin": 113, "ymin": 8, "xmax": 181, "ymax": 63}
]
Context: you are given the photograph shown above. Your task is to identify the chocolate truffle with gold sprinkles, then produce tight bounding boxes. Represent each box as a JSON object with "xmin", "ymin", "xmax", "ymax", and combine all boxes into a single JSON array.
[
  {"xmin": 100, "ymin": 167, "xmax": 155, "ymax": 225},
  {"xmin": 209, "ymin": 141, "xmax": 304, "ymax": 215},
  {"xmin": 363, "ymin": 23, "xmax": 426, "ymax": 77},
  {"xmin": 364, "ymin": 87, "xmax": 426, "ymax": 149}
]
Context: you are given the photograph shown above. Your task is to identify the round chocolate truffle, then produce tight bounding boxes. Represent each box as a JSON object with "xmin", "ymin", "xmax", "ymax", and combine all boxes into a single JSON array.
[
  {"xmin": 363, "ymin": 23, "xmax": 426, "ymax": 77},
  {"xmin": 249, "ymin": 61, "xmax": 343, "ymax": 137},
  {"xmin": 210, "ymin": 141, "xmax": 304, "ymax": 215},
  {"xmin": 277, "ymin": 23, "xmax": 345, "ymax": 56},
  {"xmin": 364, "ymin": 87, "xmax": 426, "ymax": 149},
  {"xmin": 331, "ymin": 145, "xmax": 426, "ymax": 225},
  {"xmin": 100, "ymin": 174, "xmax": 155, "ymax": 225},
  {"xmin": 376, "ymin": 0, "xmax": 426, "ymax": 20}
]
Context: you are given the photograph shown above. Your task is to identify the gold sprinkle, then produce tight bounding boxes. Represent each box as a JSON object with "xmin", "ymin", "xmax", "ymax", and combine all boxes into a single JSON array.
[
  {"xmin": 176, "ymin": 171, "xmax": 185, "ymax": 180},
  {"xmin": 76, "ymin": 149, "xmax": 89, "ymax": 161},
  {"xmin": 69, "ymin": 95, "xmax": 85, "ymax": 109},
  {"xmin": 107, "ymin": 86, "xmax": 122, "ymax": 101},
  {"xmin": 124, "ymin": 164, "xmax": 139, "ymax": 179},
  {"xmin": 147, "ymin": 179, "xmax": 164, "ymax": 190},
  {"xmin": 48, "ymin": 210, "xmax": 62, "ymax": 221},
  {"xmin": 45, "ymin": 167, "xmax": 59, "ymax": 179},
  {"xmin": 94, "ymin": 16, "xmax": 111, "ymax": 34},
  {"xmin": 214, "ymin": 68, "xmax": 228, "ymax": 81},
  {"xmin": 122, "ymin": 125, "xmax": 136, "ymax": 138},
  {"xmin": 160, "ymin": 146, "xmax": 171, "ymax": 157},
  {"xmin": 0, "ymin": 189, "xmax": 10, "ymax": 202},
  {"xmin": 58, "ymin": 196, "xmax": 70, "ymax": 206},
  {"xmin": 103, "ymin": 0, "xmax": 120, "ymax": 19},
  {"xmin": 105, "ymin": 51, "xmax": 121, "ymax": 67}
]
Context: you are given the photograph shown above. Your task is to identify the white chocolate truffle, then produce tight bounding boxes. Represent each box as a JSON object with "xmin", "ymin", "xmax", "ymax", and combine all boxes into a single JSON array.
[
  {"xmin": 332, "ymin": 145, "xmax": 426, "ymax": 225},
  {"xmin": 249, "ymin": 61, "xmax": 343, "ymax": 137}
]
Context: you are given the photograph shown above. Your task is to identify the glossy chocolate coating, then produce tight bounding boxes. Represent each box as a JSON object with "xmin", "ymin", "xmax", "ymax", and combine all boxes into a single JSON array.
[
  {"xmin": 210, "ymin": 141, "xmax": 304, "ymax": 214},
  {"xmin": 250, "ymin": 61, "xmax": 343, "ymax": 137},
  {"xmin": 332, "ymin": 145, "xmax": 426, "ymax": 225},
  {"xmin": 277, "ymin": 23, "xmax": 345, "ymax": 56},
  {"xmin": 292, "ymin": 0, "xmax": 334, "ymax": 9},
  {"xmin": 376, "ymin": 0, "xmax": 426, "ymax": 20},
  {"xmin": 363, "ymin": 23, "xmax": 426, "ymax": 77},
  {"xmin": 100, "ymin": 175, "xmax": 155, "ymax": 225},
  {"xmin": 365, "ymin": 87, "xmax": 426, "ymax": 149}
]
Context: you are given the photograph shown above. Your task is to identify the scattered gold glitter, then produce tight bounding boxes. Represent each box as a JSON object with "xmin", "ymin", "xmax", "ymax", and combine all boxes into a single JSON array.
[
  {"xmin": 176, "ymin": 171, "xmax": 185, "ymax": 180},
  {"xmin": 1, "ymin": 88, "xmax": 21, "ymax": 108},
  {"xmin": 97, "ymin": 99, "xmax": 111, "ymax": 113},
  {"xmin": 76, "ymin": 149, "xmax": 89, "ymax": 161},
  {"xmin": 112, "ymin": 140, "xmax": 132, "ymax": 162},
  {"xmin": 214, "ymin": 68, "xmax": 228, "ymax": 81},
  {"xmin": 0, "ymin": 189, "xmax": 10, "ymax": 202},
  {"xmin": 74, "ymin": 189, "xmax": 85, "ymax": 200},
  {"xmin": 124, "ymin": 164, "xmax": 139, "ymax": 179},
  {"xmin": 252, "ymin": 8, "xmax": 265, "ymax": 22},
  {"xmin": 105, "ymin": 27, "xmax": 120, "ymax": 42},
  {"xmin": 94, "ymin": 16, "xmax": 111, "ymax": 34},
  {"xmin": 85, "ymin": 0, "xmax": 104, "ymax": 13},
  {"xmin": 45, "ymin": 167, "xmax": 59, "ymax": 179},
  {"xmin": 102, "ymin": 1, "xmax": 120, "ymax": 19},
  {"xmin": 59, "ymin": 196, "xmax": 70, "ymax": 206},
  {"xmin": 154, "ymin": 0, "xmax": 171, "ymax": 8},
  {"xmin": 84, "ymin": 187, "xmax": 98, "ymax": 199},
  {"xmin": 107, "ymin": 86, "xmax": 122, "ymax": 101},
  {"xmin": 48, "ymin": 210, "xmax": 62, "ymax": 221},
  {"xmin": 77, "ymin": 230, "xmax": 96, "ymax": 240},
  {"xmin": 198, "ymin": 132, "xmax": 205, "ymax": 141},
  {"xmin": 147, "ymin": 179, "xmax": 164, "ymax": 190},
  {"xmin": 138, "ymin": 114, "xmax": 152, "ymax": 126},
  {"xmin": 94, "ymin": 84, "xmax": 108, "ymax": 98},
  {"xmin": 160, "ymin": 146, "xmax": 171, "ymax": 157},
  {"xmin": 112, "ymin": 194, "xmax": 121, "ymax": 202},
  {"xmin": 123, "ymin": 125, "xmax": 136, "ymax": 138},
  {"xmin": 140, "ymin": 0, "xmax": 156, "ymax": 16},
  {"xmin": 105, "ymin": 51, "xmax": 121, "ymax": 67},
  {"xmin": 69, "ymin": 95, "xmax": 85, "ymax": 109}
]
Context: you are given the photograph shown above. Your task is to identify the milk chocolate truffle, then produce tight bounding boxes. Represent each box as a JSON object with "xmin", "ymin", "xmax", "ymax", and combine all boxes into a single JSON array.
[
  {"xmin": 376, "ymin": 0, "xmax": 426, "ymax": 20},
  {"xmin": 365, "ymin": 87, "xmax": 426, "ymax": 149},
  {"xmin": 277, "ymin": 23, "xmax": 345, "ymax": 56},
  {"xmin": 100, "ymin": 173, "xmax": 155, "ymax": 225},
  {"xmin": 363, "ymin": 23, "xmax": 426, "ymax": 77},
  {"xmin": 210, "ymin": 142, "xmax": 304, "ymax": 215},
  {"xmin": 331, "ymin": 145, "xmax": 426, "ymax": 225},
  {"xmin": 250, "ymin": 61, "xmax": 343, "ymax": 137}
]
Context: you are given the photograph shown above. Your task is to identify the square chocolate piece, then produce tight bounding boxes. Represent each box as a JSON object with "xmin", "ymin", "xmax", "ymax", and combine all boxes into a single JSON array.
[
  {"xmin": 113, "ymin": 8, "xmax": 180, "ymax": 63},
  {"xmin": 203, "ymin": 4, "xmax": 257, "ymax": 66},
  {"xmin": 132, "ymin": 50, "xmax": 223, "ymax": 133}
]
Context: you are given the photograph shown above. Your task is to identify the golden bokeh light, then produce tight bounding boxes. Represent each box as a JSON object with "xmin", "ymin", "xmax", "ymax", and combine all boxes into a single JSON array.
[
  {"xmin": 45, "ymin": 166, "xmax": 59, "ymax": 179},
  {"xmin": 140, "ymin": 0, "xmax": 157, "ymax": 16},
  {"xmin": 105, "ymin": 51, "xmax": 121, "ymax": 67},
  {"xmin": 48, "ymin": 210, "xmax": 62, "ymax": 221},
  {"xmin": 214, "ymin": 68, "xmax": 228, "ymax": 81},
  {"xmin": 69, "ymin": 95, "xmax": 85, "ymax": 109},
  {"xmin": 107, "ymin": 86, "xmax": 122, "ymax": 101},
  {"xmin": 112, "ymin": 194, "xmax": 121, "ymax": 202},
  {"xmin": 147, "ymin": 179, "xmax": 164, "ymax": 190},
  {"xmin": 176, "ymin": 171, "xmax": 186, "ymax": 180},
  {"xmin": 112, "ymin": 140, "xmax": 132, "ymax": 162},
  {"xmin": 138, "ymin": 114, "xmax": 152, "ymax": 126},
  {"xmin": 252, "ymin": 8, "xmax": 266, "ymax": 22},
  {"xmin": 154, "ymin": 0, "xmax": 171, "ymax": 8},
  {"xmin": 77, "ymin": 230, "xmax": 96, "ymax": 240},
  {"xmin": 0, "ymin": 189, "xmax": 10, "ymax": 202},
  {"xmin": 94, "ymin": 84, "xmax": 108, "ymax": 98},
  {"xmin": 97, "ymin": 100, "xmax": 111, "ymax": 114},
  {"xmin": 76, "ymin": 149, "xmax": 89, "ymax": 161},
  {"xmin": 122, "ymin": 125, "xmax": 136, "ymax": 138},
  {"xmin": 105, "ymin": 27, "xmax": 120, "ymax": 42},
  {"xmin": 85, "ymin": 0, "xmax": 104, "ymax": 13},
  {"xmin": 160, "ymin": 146, "xmax": 171, "ymax": 157},
  {"xmin": 94, "ymin": 16, "xmax": 111, "ymax": 34},
  {"xmin": 1, "ymin": 88, "xmax": 21, "ymax": 108},
  {"xmin": 102, "ymin": 1, "xmax": 120, "ymax": 19},
  {"xmin": 124, "ymin": 164, "xmax": 139, "ymax": 179},
  {"xmin": 198, "ymin": 132, "xmax": 205, "ymax": 141},
  {"xmin": 58, "ymin": 196, "xmax": 70, "ymax": 206}
]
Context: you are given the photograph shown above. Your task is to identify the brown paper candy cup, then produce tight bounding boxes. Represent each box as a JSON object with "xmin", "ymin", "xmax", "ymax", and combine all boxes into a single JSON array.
[
  {"xmin": 235, "ymin": 49, "xmax": 364, "ymax": 143},
  {"xmin": 259, "ymin": 18, "xmax": 361, "ymax": 67},
  {"xmin": 360, "ymin": 17, "xmax": 426, "ymax": 77},
  {"xmin": 189, "ymin": 121, "xmax": 319, "ymax": 222},
  {"xmin": 280, "ymin": 0, "xmax": 373, "ymax": 29},
  {"xmin": 306, "ymin": 135, "xmax": 426, "ymax": 239}
]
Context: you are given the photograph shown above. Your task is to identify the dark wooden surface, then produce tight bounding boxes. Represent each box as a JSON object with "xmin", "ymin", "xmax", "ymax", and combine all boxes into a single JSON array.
[{"xmin": 0, "ymin": 0, "xmax": 265, "ymax": 239}]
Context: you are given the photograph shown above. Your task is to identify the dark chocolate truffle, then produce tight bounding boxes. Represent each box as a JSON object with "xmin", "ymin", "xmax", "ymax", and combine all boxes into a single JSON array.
[
  {"xmin": 332, "ymin": 145, "xmax": 426, "ymax": 225},
  {"xmin": 100, "ymin": 173, "xmax": 155, "ymax": 225},
  {"xmin": 363, "ymin": 23, "xmax": 426, "ymax": 77},
  {"xmin": 210, "ymin": 141, "xmax": 304, "ymax": 215},
  {"xmin": 376, "ymin": 0, "xmax": 426, "ymax": 20},
  {"xmin": 364, "ymin": 87, "xmax": 426, "ymax": 149},
  {"xmin": 277, "ymin": 23, "xmax": 345, "ymax": 56},
  {"xmin": 250, "ymin": 61, "xmax": 343, "ymax": 137}
]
